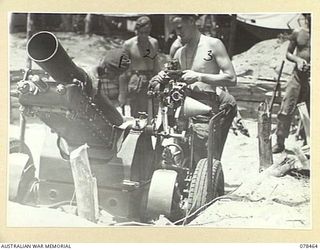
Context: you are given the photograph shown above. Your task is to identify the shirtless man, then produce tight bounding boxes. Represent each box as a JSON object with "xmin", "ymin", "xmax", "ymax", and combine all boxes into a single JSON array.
[
  {"xmin": 169, "ymin": 35, "xmax": 183, "ymax": 58},
  {"xmin": 150, "ymin": 14, "xmax": 237, "ymax": 162},
  {"xmin": 120, "ymin": 15, "xmax": 160, "ymax": 117},
  {"xmin": 272, "ymin": 13, "xmax": 311, "ymax": 153}
]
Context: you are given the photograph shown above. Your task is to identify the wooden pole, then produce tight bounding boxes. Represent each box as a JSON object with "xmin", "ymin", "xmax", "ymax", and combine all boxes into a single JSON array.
[
  {"xmin": 26, "ymin": 13, "xmax": 35, "ymax": 69},
  {"xmin": 257, "ymin": 101, "xmax": 273, "ymax": 172},
  {"xmin": 19, "ymin": 13, "xmax": 35, "ymax": 149},
  {"xmin": 297, "ymin": 102, "xmax": 310, "ymax": 145},
  {"xmin": 293, "ymin": 146, "xmax": 310, "ymax": 170},
  {"xmin": 70, "ymin": 144, "xmax": 98, "ymax": 223},
  {"xmin": 269, "ymin": 61, "xmax": 285, "ymax": 114}
]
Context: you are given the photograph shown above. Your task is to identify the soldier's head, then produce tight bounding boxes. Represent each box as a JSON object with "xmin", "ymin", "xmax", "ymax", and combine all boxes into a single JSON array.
[
  {"xmin": 302, "ymin": 13, "xmax": 311, "ymax": 29},
  {"xmin": 135, "ymin": 16, "xmax": 152, "ymax": 42},
  {"xmin": 172, "ymin": 15, "xmax": 200, "ymax": 44},
  {"xmin": 98, "ymin": 48, "xmax": 130, "ymax": 80}
]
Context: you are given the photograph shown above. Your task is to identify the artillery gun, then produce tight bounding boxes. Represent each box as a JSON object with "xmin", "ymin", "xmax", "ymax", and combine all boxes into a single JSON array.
[
  {"xmin": 10, "ymin": 32, "xmax": 225, "ymax": 223},
  {"xmin": 145, "ymin": 59, "xmax": 226, "ymax": 221}
]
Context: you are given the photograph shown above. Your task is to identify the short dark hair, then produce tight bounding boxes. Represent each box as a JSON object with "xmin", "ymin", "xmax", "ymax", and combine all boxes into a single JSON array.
[
  {"xmin": 135, "ymin": 15, "xmax": 151, "ymax": 30},
  {"xmin": 175, "ymin": 14, "xmax": 200, "ymax": 21}
]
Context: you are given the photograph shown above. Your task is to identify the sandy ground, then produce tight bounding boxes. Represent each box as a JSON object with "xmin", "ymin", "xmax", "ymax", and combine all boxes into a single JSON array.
[
  {"xmin": 8, "ymin": 32, "xmax": 310, "ymax": 228},
  {"xmin": 191, "ymin": 120, "xmax": 310, "ymax": 228},
  {"xmin": 7, "ymin": 201, "xmax": 97, "ymax": 227},
  {"xmin": 8, "ymin": 120, "xmax": 310, "ymax": 228}
]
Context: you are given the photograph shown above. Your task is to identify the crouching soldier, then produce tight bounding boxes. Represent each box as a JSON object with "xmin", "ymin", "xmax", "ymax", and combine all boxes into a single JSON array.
[{"xmin": 91, "ymin": 48, "xmax": 131, "ymax": 109}]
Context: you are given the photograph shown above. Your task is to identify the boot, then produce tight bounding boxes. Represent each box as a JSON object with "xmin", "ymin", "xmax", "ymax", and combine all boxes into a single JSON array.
[{"xmin": 272, "ymin": 136, "xmax": 285, "ymax": 154}]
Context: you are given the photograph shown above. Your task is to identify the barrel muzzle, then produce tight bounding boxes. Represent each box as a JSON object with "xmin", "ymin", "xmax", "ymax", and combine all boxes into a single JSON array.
[{"xmin": 27, "ymin": 31, "xmax": 91, "ymax": 92}]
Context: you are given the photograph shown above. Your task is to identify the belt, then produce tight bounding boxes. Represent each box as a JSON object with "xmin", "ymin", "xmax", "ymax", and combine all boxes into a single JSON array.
[
  {"xmin": 188, "ymin": 91, "xmax": 217, "ymax": 101},
  {"xmin": 132, "ymin": 70, "xmax": 154, "ymax": 76}
]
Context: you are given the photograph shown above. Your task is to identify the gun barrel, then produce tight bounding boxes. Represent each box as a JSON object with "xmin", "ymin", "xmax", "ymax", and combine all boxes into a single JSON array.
[
  {"xmin": 26, "ymin": 31, "xmax": 123, "ymax": 126},
  {"xmin": 27, "ymin": 31, "xmax": 89, "ymax": 85}
]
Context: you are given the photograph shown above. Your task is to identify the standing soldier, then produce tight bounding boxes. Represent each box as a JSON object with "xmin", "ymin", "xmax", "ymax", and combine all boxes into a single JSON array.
[
  {"xmin": 120, "ymin": 15, "xmax": 160, "ymax": 117},
  {"xmin": 272, "ymin": 13, "xmax": 310, "ymax": 153}
]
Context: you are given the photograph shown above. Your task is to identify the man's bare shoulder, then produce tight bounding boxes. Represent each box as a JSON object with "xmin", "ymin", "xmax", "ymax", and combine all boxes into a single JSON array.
[
  {"xmin": 202, "ymin": 36, "xmax": 224, "ymax": 47},
  {"xmin": 294, "ymin": 27, "xmax": 309, "ymax": 33},
  {"xmin": 290, "ymin": 27, "xmax": 309, "ymax": 38},
  {"xmin": 201, "ymin": 36, "xmax": 229, "ymax": 56},
  {"xmin": 148, "ymin": 36, "xmax": 159, "ymax": 45},
  {"xmin": 174, "ymin": 46, "xmax": 184, "ymax": 60},
  {"xmin": 124, "ymin": 36, "xmax": 138, "ymax": 46}
]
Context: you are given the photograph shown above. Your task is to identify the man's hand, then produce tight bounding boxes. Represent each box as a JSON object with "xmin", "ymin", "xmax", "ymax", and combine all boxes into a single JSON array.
[
  {"xmin": 148, "ymin": 70, "xmax": 169, "ymax": 90},
  {"xmin": 118, "ymin": 93, "xmax": 127, "ymax": 106},
  {"xmin": 296, "ymin": 58, "xmax": 308, "ymax": 71},
  {"xmin": 181, "ymin": 70, "xmax": 201, "ymax": 84}
]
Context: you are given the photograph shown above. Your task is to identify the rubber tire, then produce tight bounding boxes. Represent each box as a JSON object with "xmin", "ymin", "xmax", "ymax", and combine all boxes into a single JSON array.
[
  {"xmin": 187, "ymin": 158, "xmax": 224, "ymax": 213},
  {"xmin": 9, "ymin": 138, "xmax": 37, "ymax": 203}
]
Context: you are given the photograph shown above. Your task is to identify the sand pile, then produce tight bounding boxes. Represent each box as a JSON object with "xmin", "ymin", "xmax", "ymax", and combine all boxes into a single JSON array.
[{"xmin": 232, "ymin": 38, "xmax": 296, "ymax": 83}]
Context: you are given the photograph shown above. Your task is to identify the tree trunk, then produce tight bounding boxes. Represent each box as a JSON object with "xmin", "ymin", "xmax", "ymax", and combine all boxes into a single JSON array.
[{"xmin": 297, "ymin": 102, "xmax": 310, "ymax": 145}]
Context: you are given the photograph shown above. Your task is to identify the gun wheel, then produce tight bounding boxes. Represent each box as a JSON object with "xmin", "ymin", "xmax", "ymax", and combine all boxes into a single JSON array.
[
  {"xmin": 187, "ymin": 158, "xmax": 224, "ymax": 214},
  {"xmin": 146, "ymin": 169, "xmax": 184, "ymax": 222},
  {"xmin": 9, "ymin": 138, "xmax": 38, "ymax": 204}
]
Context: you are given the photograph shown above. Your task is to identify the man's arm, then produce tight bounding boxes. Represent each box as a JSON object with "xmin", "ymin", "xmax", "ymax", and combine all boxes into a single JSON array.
[
  {"xmin": 198, "ymin": 39, "xmax": 236, "ymax": 87},
  {"xmin": 118, "ymin": 40, "xmax": 131, "ymax": 106},
  {"xmin": 170, "ymin": 37, "xmax": 183, "ymax": 58},
  {"xmin": 152, "ymin": 39, "xmax": 161, "ymax": 74},
  {"xmin": 286, "ymin": 31, "xmax": 297, "ymax": 63},
  {"xmin": 286, "ymin": 30, "xmax": 307, "ymax": 71},
  {"xmin": 122, "ymin": 40, "xmax": 131, "ymax": 61},
  {"xmin": 173, "ymin": 47, "xmax": 182, "ymax": 61},
  {"xmin": 149, "ymin": 48, "xmax": 181, "ymax": 90}
]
